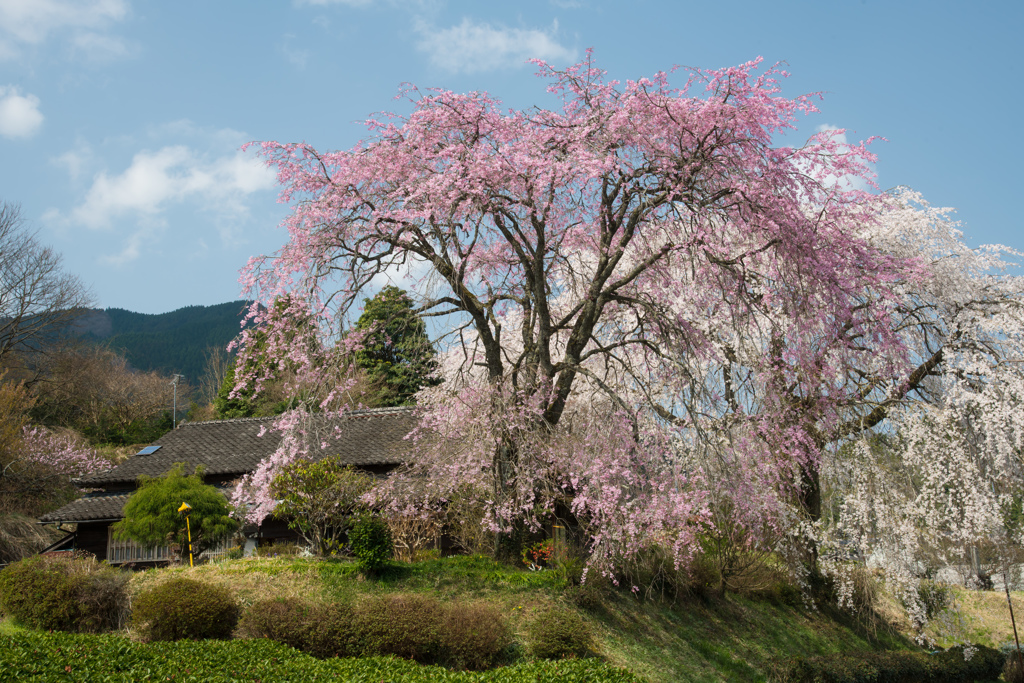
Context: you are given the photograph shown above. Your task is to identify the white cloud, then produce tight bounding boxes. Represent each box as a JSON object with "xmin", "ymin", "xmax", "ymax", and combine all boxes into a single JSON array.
[
  {"xmin": 102, "ymin": 228, "xmax": 144, "ymax": 266},
  {"xmin": 816, "ymin": 123, "xmax": 848, "ymax": 145},
  {"xmin": 0, "ymin": 0, "xmax": 129, "ymax": 60},
  {"xmin": 0, "ymin": 85, "xmax": 43, "ymax": 138},
  {"xmin": 812, "ymin": 123, "xmax": 873, "ymax": 193},
  {"xmin": 53, "ymin": 144, "xmax": 92, "ymax": 181},
  {"xmin": 280, "ymin": 33, "xmax": 310, "ymax": 69},
  {"xmin": 71, "ymin": 30, "xmax": 130, "ymax": 60},
  {"xmin": 54, "ymin": 146, "xmax": 277, "ymax": 264},
  {"xmin": 415, "ymin": 17, "xmax": 576, "ymax": 73}
]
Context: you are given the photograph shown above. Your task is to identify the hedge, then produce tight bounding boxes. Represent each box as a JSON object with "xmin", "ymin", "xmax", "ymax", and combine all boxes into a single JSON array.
[
  {"xmin": 0, "ymin": 554, "xmax": 129, "ymax": 633},
  {"xmin": 769, "ymin": 645, "xmax": 1005, "ymax": 683},
  {"xmin": 1, "ymin": 631, "xmax": 643, "ymax": 682},
  {"xmin": 239, "ymin": 594, "xmax": 512, "ymax": 669}
]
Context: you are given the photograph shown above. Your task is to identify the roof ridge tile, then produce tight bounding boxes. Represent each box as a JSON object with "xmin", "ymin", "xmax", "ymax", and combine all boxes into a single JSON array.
[{"xmin": 179, "ymin": 406, "xmax": 415, "ymax": 428}]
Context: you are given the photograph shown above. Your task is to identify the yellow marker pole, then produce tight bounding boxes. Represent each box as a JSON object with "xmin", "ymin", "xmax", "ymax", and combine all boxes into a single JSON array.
[{"xmin": 178, "ymin": 502, "xmax": 194, "ymax": 568}]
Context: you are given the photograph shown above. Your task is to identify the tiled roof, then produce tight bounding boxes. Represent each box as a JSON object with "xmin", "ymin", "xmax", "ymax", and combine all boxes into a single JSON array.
[
  {"xmin": 39, "ymin": 492, "xmax": 130, "ymax": 523},
  {"xmin": 75, "ymin": 407, "xmax": 418, "ymax": 487},
  {"xmin": 39, "ymin": 485, "xmax": 234, "ymax": 524}
]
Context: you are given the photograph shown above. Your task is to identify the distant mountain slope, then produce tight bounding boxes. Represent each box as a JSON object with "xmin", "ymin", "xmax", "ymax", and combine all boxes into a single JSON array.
[{"xmin": 72, "ymin": 301, "xmax": 250, "ymax": 382}]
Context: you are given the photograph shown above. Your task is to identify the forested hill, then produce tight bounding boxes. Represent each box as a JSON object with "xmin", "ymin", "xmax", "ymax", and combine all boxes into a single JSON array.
[{"xmin": 71, "ymin": 301, "xmax": 250, "ymax": 382}]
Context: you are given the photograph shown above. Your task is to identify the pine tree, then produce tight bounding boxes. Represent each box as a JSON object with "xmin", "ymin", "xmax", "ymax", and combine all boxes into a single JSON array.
[{"xmin": 353, "ymin": 286, "xmax": 437, "ymax": 406}]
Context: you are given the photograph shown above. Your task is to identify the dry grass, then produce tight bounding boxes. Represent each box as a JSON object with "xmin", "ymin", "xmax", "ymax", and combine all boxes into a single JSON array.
[
  {"xmin": 128, "ymin": 557, "xmax": 331, "ymax": 611},
  {"xmin": 0, "ymin": 514, "xmax": 63, "ymax": 564},
  {"xmin": 873, "ymin": 587, "xmax": 914, "ymax": 634},
  {"xmin": 94, "ymin": 444, "xmax": 139, "ymax": 465},
  {"xmin": 929, "ymin": 586, "xmax": 1024, "ymax": 649}
]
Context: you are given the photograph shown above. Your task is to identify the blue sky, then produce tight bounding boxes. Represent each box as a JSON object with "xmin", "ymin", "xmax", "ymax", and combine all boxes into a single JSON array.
[{"xmin": 1, "ymin": 0, "xmax": 1020, "ymax": 314}]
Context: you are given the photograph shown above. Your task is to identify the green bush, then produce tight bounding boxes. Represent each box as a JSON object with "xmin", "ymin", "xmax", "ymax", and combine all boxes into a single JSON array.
[
  {"xmin": 354, "ymin": 593, "xmax": 442, "ymax": 661},
  {"xmin": 238, "ymin": 597, "xmax": 360, "ymax": 658},
  {"xmin": 527, "ymin": 608, "xmax": 595, "ymax": 660},
  {"xmin": 439, "ymin": 601, "xmax": 512, "ymax": 670},
  {"xmin": 350, "ymin": 515, "xmax": 393, "ymax": 574},
  {"xmin": 0, "ymin": 554, "xmax": 128, "ymax": 633},
  {"xmin": 617, "ymin": 544, "xmax": 690, "ymax": 601},
  {"xmin": 916, "ymin": 579, "xmax": 952, "ymax": 620},
  {"xmin": 553, "ymin": 555, "xmax": 587, "ymax": 586},
  {"xmin": 223, "ymin": 544, "xmax": 244, "ymax": 560},
  {"xmin": 565, "ymin": 580, "xmax": 608, "ymax": 610},
  {"xmin": 131, "ymin": 577, "xmax": 239, "ymax": 642},
  {"xmin": 0, "ymin": 555, "xmax": 80, "ymax": 631},
  {"xmin": 768, "ymin": 644, "xmax": 1005, "ymax": 683}
]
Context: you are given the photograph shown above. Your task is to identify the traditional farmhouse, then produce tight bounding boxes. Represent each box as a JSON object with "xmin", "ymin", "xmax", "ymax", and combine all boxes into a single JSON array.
[{"xmin": 38, "ymin": 407, "xmax": 417, "ymax": 565}]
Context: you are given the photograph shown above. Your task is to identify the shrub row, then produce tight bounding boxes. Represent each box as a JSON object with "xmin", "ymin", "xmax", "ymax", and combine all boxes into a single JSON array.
[
  {"xmin": 0, "ymin": 560, "xmax": 238, "ymax": 642},
  {"xmin": 239, "ymin": 593, "xmax": 512, "ymax": 670},
  {"xmin": 1, "ymin": 630, "xmax": 643, "ymax": 682},
  {"xmin": 769, "ymin": 645, "xmax": 1005, "ymax": 683},
  {"xmin": 2, "ymin": 557, "xmax": 594, "ymax": 669},
  {"xmin": 0, "ymin": 554, "xmax": 129, "ymax": 633}
]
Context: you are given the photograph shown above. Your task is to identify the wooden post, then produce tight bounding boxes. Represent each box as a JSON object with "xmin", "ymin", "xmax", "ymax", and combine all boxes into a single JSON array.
[{"xmin": 1005, "ymin": 568, "xmax": 1023, "ymax": 672}]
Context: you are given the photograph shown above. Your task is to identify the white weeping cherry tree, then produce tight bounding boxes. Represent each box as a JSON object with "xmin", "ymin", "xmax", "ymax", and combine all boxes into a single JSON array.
[{"xmin": 821, "ymin": 189, "xmax": 1024, "ymax": 637}]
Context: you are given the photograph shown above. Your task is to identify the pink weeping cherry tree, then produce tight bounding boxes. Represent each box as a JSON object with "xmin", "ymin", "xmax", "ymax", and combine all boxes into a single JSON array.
[{"xmin": 231, "ymin": 53, "xmax": 1021, "ymax": 596}]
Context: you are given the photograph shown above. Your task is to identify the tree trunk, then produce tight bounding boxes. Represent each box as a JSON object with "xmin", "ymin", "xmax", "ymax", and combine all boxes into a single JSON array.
[
  {"xmin": 799, "ymin": 457, "xmax": 822, "ymax": 573},
  {"xmin": 492, "ymin": 434, "xmax": 525, "ymax": 564}
]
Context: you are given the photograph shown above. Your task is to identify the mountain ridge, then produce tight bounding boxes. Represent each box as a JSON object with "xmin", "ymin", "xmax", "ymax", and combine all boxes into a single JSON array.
[{"xmin": 70, "ymin": 301, "xmax": 251, "ymax": 383}]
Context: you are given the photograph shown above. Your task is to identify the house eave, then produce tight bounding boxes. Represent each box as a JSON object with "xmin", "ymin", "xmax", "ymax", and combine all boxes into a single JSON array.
[{"xmin": 40, "ymin": 518, "xmax": 122, "ymax": 525}]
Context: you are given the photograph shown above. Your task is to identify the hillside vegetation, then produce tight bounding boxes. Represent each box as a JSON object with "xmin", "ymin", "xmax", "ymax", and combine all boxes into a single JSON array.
[
  {"xmin": 4, "ymin": 553, "xmax": 1020, "ymax": 681},
  {"xmin": 123, "ymin": 555, "xmax": 914, "ymax": 683},
  {"xmin": 71, "ymin": 301, "xmax": 249, "ymax": 380}
]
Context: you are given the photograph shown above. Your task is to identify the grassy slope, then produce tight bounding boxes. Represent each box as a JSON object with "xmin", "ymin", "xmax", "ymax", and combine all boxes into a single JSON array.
[
  {"xmin": 127, "ymin": 555, "xmax": 916, "ymax": 683},
  {"xmin": 928, "ymin": 587, "xmax": 1024, "ymax": 650}
]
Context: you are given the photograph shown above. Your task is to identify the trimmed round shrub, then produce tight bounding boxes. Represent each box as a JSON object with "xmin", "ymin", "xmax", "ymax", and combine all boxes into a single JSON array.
[
  {"xmin": 75, "ymin": 564, "xmax": 131, "ymax": 633},
  {"xmin": 439, "ymin": 601, "xmax": 512, "ymax": 670},
  {"xmin": 349, "ymin": 515, "xmax": 393, "ymax": 574},
  {"xmin": 132, "ymin": 577, "xmax": 239, "ymax": 642},
  {"xmin": 527, "ymin": 608, "xmax": 595, "ymax": 660},
  {"xmin": 0, "ymin": 554, "xmax": 128, "ymax": 633},
  {"xmin": 238, "ymin": 597, "xmax": 360, "ymax": 658},
  {"xmin": 354, "ymin": 593, "xmax": 442, "ymax": 662}
]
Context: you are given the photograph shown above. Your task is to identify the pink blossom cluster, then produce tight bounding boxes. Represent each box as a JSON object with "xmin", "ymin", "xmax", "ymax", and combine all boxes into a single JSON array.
[{"xmin": 16, "ymin": 426, "xmax": 107, "ymax": 478}]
